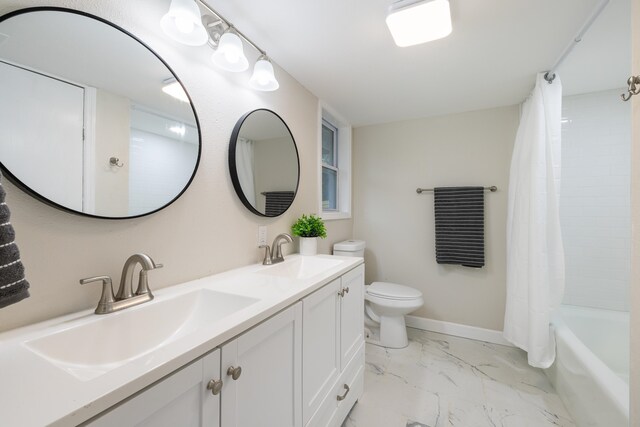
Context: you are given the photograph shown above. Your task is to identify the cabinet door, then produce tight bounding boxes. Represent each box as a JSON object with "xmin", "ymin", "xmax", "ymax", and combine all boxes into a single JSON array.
[
  {"xmin": 340, "ymin": 264, "xmax": 365, "ymax": 370},
  {"xmin": 88, "ymin": 350, "xmax": 221, "ymax": 427},
  {"xmin": 221, "ymin": 303, "xmax": 302, "ymax": 427},
  {"xmin": 302, "ymin": 278, "xmax": 341, "ymax": 425}
]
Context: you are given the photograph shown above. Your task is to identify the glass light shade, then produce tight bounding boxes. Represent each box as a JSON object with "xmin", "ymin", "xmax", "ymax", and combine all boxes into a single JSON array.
[
  {"xmin": 160, "ymin": 0, "xmax": 207, "ymax": 46},
  {"xmin": 248, "ymin": 57, "xmax": 279, "ymax": 91},
  {"xmin": 386, "ymin": 0, "xmax": 452, "ymax": 47},
  {"xmin": 212, "ymin": 31, "xmax": 249, "ymax": 72},
  {"xmin": 162, "ymin": 80, "xmax": 190, "ymax": 102}
]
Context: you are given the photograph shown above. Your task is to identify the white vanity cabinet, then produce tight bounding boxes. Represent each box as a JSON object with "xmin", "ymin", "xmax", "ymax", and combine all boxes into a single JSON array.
[
  {"xmin": 87, "ymin": 263, "xmax": 363, "ymax": 427},
  {"xmin": 302, "ymin": 264, "xmax": 365, "ymax": 427},
  {"xmin": 87, "ymin": 349, "xmax": 221, "ymax": 427},
  {"xmin": 220, "ymin": 302, "xmax": 302, "ymax": 427}
]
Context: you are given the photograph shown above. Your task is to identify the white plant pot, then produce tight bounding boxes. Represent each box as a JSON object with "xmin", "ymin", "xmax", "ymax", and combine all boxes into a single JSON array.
[{"xmin": 299, "ymin": 237, "xmax": 318, "ymax": 256}]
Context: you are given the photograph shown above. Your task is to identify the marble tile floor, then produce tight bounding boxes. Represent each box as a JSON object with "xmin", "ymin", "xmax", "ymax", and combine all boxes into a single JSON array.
[{"xmin": 343, "ymin": 328, "xmax": 574, "ymax": 427}]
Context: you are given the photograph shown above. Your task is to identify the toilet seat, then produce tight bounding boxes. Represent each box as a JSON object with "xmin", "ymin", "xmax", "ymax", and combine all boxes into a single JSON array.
[{"xmin": 366, "ymin": 282, "xmax": 422, "ymax": 300}]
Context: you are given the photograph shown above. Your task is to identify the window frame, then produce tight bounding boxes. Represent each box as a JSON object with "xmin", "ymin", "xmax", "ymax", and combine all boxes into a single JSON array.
[{"xmin": 318, "ymin": 103, "xmax": 351, "ymax": 220}]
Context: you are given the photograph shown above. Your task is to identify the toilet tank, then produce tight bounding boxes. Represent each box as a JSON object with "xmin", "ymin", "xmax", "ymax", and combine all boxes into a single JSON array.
[{"xmin": 333, "ymin": 240, "xmax": 366, "ymax": 257}]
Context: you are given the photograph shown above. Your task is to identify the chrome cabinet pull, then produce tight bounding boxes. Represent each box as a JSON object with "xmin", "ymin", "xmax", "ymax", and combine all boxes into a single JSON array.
[
  {"xmin": 336, "ymin": 384, "xmax": 350, "ymax": 401},
  {"xmin": 207, "ymin": 379, "xmax": 223, "ymax": 395},
  {"xmin": 227, "ymin": 365, "xmax": 242, "ymax": 380},
  {"xmin": 343, "ymin": 287, "xmax": 350, "ymax": 294},
  {"xmin": 338, "ymin": 287, "xmax": 350, "ymax": 297}
]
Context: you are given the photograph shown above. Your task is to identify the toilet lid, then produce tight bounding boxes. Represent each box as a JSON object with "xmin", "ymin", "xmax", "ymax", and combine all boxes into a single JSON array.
[{"xmin": 367, "ymin": 282, "xmax": 422, "ymax": 300}]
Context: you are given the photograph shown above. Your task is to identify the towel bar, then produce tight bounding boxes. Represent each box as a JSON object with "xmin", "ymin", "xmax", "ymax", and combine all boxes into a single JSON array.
[{"xmin": 416, "ymin": 186, "xmax": 497, "ymax": 194}]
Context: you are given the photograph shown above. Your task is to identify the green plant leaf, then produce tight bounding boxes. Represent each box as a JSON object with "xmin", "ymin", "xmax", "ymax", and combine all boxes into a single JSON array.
[{"xmin": 291, "ymin": 214, "xmax": 327, "ymax": 238}]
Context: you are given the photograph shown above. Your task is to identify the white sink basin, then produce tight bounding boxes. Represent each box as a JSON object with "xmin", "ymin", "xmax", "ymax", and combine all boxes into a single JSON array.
[
  {"xmin": 258, "ymin": 256, "xmax": 343, "ymax": 279},
  {"xmin": 25, "ymin": 289, "xmax": 258, "ymax": 380}
]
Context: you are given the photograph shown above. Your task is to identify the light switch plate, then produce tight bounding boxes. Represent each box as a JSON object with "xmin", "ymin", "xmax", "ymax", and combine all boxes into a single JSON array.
[{"xmin": 258, "ymin": 226, "xmax": 267, "ymax": 246}]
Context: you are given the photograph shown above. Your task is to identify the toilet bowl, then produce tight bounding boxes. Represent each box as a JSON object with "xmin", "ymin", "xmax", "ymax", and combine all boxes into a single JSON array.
[
  {"xmin": 332, "ymin": 240, "xmax": 424, "ymax": 349},
  {"xmin": 364, "ymin": 282, "xmax": 423, "ymax": 348}
]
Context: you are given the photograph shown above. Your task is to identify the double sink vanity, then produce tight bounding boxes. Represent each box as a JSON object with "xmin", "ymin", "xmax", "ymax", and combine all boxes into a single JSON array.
[
  {"xmin": 0, "ymin": 255, "xmax": 365, "ymax": 426},
  {"xmin": 0, "ymin": 6, "xmax": 360, "ymax": 427}
]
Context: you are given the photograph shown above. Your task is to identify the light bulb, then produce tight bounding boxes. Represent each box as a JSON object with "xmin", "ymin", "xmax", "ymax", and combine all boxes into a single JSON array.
[
  {"xmin": 174, "ymin": 15, "xmax": 195, "ymax": 34},
  {"xmin": 248, "ymin": 56, "xmax": 279, "ymax": 91},
  {"xmin": 160, "ymin": 0, "xmax": 208, "ymax": 46},
  {"xmin": 212, "ymin": 31, "xmax": 249, "ymax": 72}
]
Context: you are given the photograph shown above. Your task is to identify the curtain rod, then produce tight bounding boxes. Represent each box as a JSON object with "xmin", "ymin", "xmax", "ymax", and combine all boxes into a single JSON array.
[{"xmin": 544, "ymin": 0, "xmax": 610, "ymax": 83}]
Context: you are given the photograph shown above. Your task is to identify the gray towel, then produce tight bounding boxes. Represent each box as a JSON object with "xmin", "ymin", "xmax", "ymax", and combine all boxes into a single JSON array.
[
  {"xmin": 0, "ymin": 175, "xmax": 29, "ymax": 308},
  {"xmin": 264, "ymin": 191, "xmax": 295, "ymax": 216},
  {"xmin": 434, "ymin": 186, "xmax": 485, "ymax": 268}
]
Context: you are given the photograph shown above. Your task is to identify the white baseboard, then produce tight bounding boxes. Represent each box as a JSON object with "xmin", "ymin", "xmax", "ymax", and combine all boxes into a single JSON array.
[{"xmin": 405, "ymin": 315, "xmax": 514, "ymax": 347}]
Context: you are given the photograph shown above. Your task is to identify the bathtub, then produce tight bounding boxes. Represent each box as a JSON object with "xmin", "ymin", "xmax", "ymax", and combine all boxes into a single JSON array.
[{"xmin": 544, "ymin": 304, "xmax": 629, "ymax": 427}]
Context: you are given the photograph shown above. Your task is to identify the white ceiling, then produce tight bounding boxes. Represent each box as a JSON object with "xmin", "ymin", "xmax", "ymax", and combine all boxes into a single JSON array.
[{"xmin": 208, "ymin": 0, "xmax": 630, "ymax": 126}]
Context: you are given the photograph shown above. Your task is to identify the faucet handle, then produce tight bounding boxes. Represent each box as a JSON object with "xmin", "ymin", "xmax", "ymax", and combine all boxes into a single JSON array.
[
  {"xmin": 259, "ymin": 244, "xmax": 272, "ymax": 265},
  {"xmin": 154, "ymin": 263, "xmax": 164, "ymax": 269},
  {"xmin": 80, "ymin": 276, "xmax": 115, "ymax": 314}
]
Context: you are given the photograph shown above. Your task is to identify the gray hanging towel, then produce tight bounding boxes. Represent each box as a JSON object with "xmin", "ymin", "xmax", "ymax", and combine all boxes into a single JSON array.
[
  {"xmin": 0, "ymin": 175, "xmax": 30, "ymax": 308},
  {"xmin": 264, "ymin": 191, "xmax": 295, "ymax": 216},
  {"xmin": 434, "ymin": 186, "xmax": 485, "ymax": 268}
]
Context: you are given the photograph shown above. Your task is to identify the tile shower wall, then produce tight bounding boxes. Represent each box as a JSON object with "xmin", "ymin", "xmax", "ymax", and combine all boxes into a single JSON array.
[{"xmin": 560, "ymin": 88, "xmax": 631, "ymax": 311}]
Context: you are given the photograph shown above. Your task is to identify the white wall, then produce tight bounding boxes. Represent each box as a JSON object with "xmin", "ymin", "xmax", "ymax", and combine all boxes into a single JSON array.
[
  {"xmin": 630, "ymin": 0, "xmax": 639, "ymax": 423},
  {"xmin": 128, "ymin": 128, "xmax": 198, "ymax": 216},
  {"xmin": 0, "ymin": 0, "xmax": 352, "ymax": 332},
  {"xmin": 353, "ymin": 106, "xmax": 518, "ymax": 331},
  {"xmin": 94, "ymin": 88, "xmax": 130, "ymax": 216},
  {"xmin": 560, "ymin": 89, "xmax": 631, "ymax": 311}
]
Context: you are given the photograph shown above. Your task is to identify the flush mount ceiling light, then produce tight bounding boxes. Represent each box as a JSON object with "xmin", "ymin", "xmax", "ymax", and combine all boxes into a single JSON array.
[
  {"xmin": 386, "ymin": 0, "xmax": 452, "ymax": 47},
  {"xmin": 248, "ymin": 55, "xmax": 279, "ymax": 91},
  {"xmin": 160, "ymin": 0, "xmax": 280, "ymax": 91},
  {"xmin": 212, "ymin": 29, "xmax": 249, "ymax": 72},
  {"xmin": 162, "ymin": 78, "xmax": 190, "ymax": 103},
  {"xmin": 160, "ymin": 0, "xmax": 208, "ymax": 46}
]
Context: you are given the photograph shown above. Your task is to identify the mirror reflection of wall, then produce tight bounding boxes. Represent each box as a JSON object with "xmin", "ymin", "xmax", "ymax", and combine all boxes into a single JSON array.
[
  {"xmin": 230, "ymin": 109, "xmax": 299, "ymax": 217},
  {"xmin": 0, "ymin": 9, "xmax": 200, "ymax": 219},
  {"xmin": 129, "ymin": 108, "xmax": 198, "ymax": 216}
]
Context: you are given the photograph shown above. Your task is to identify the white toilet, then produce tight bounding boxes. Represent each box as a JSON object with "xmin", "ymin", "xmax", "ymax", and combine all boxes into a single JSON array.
[{"xmin": 333, "ymin": 240, "xmax": 424, "ymax": 349}]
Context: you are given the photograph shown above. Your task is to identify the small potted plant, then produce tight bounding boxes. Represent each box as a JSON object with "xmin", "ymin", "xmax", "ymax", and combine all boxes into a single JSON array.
[{"xmin": 291, "ymin": 214, "xmax": 327, "ymax": 256}]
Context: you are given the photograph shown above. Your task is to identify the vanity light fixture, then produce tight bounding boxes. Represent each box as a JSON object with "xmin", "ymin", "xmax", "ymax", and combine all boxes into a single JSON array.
[
  {"xmin": 162, "ymin": 78, "xmax": 190, "ymax": 103},
  {"xmin": 248, "ymin": 55, "xmax": 279, "ymax": 91},
  {"xmin": 386, "ymin": 0, "xmax": 452, "ymax": 47},
  {"xmin": 160, "ymin": 0, "xmax": 208, "ymax": 46},
  {"xmin": 160, "ymin": 0, "xmax": 280, "ymax": 91},
  {"xmin": 211, "ymin": 29, "xmax": 249, "ymax": 72}
]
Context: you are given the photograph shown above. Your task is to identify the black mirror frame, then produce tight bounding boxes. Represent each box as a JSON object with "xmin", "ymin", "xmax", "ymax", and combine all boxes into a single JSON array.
[
  {"xmin": 0, "ymin": 6, "xmax": 202, "ymax": 220},
  {"xmin": 228, "ymin": 109, "xmax": 300, "ymax": 218}
]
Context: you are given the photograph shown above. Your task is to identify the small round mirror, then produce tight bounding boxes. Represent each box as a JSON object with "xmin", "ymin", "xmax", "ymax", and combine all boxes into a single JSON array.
[{"xmin": 229, "ymin": 109, "xmax": 299, "ymax": 217}]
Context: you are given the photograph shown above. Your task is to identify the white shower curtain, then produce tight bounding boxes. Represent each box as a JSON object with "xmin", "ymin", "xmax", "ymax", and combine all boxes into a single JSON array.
[
  {"xmin": 503, "ymin": 72, "xmax": 565, "ymax": 368},
  {"xmin": 236, "ymin": 137, "xmax": 256, "ymax": 206}
]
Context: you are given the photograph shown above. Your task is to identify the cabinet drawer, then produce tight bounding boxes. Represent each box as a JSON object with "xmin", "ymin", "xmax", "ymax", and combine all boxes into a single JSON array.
[
  {"xmin": 305, "ymin": 343, "xmax": 364, "ymax": 427},
  {"xmin": 330, "ymin": 343, "xmax": 364, "ymax": 427}
]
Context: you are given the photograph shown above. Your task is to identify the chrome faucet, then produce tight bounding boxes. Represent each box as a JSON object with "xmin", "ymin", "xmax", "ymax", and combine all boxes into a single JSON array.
[
  {"xmin": 80, "ymin": 253, "xmax": 163, "ymax": 314},
  {"xmin": 259, "ymin": 233, "xmax": 293, "ymax": 265}
]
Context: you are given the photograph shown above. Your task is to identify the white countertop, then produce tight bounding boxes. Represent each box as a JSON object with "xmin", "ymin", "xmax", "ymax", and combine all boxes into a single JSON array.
[{"xmin": 0, "ymin": 254, "xmax": 363, "ymax": 426}]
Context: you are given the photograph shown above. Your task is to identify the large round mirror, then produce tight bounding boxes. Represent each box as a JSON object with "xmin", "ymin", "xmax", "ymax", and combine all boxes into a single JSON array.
[
  {"xmin": 229, "ymin": 109, "xmax": 299, "ymax": 217},
  {"xmin": 0, "ymin": 8, "xmax": 201, "ymax": 219}
]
